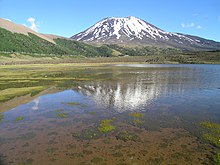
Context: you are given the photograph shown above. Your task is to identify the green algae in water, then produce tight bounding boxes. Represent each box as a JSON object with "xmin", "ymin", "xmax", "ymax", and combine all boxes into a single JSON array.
[
  {"xmin": 57, "ymin": 113, "xmax": 68, "ymax": 118},
  {"xmin": 14, "ymin": 116, "xmax": 24, "ymax": 122},
  {"xmin": 116, "ymin": 131, "xmax": 140, "ymax": 142},
  {"xmin": 98, "ymin": 119, "xmax": 116, "ymax": 133},
  {"xmin": 130, "ymin": 112, "xmax": 144, "ymax": 126},
  {"xmin": 72, "ymin": 129, "xmax": 101, "ymax": 140},
  {"xmin": 62, "ymin": 102, "xmax": 81, "ymax": 106},
  {"xmin": 0, "ymin": 113, "xmax": 3, "ymax": 122},
  {"xmin": 55, "ymin": 109, "xmax": 63, "ymax": 113},
  {"xmin": 200, "ymin": 121, "xmax": 220, "ymax": 147},
  {"xmin": 133, "ymin": 119, "xmax": 143, "ymax": 125},
  {"xmin": 213, "ymin": 153, "xmax": 220, "ymax": 165},
  {"xmin": 130, "ymin": 112, "xmax": 144, "ymax": 118}
]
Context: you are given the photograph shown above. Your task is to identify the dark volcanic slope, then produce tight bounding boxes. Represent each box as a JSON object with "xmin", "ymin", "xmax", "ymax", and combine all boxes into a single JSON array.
[{"xmin": 71, "ymin": 16, "xmax": 220, "ymax": 51}]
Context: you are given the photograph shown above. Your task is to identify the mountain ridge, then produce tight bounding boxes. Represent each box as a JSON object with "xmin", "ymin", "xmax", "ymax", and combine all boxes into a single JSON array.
[{"xmin": 71, "ymin": 16, "xmax": 220, "ymax": 51}]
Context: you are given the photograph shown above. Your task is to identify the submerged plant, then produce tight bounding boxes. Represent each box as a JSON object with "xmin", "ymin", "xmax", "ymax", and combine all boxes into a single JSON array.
[
  {"xmin": 116, "ymin": 131, "xmax": 140, "ymax": 142},
  {"xmin": 57, "ymin": 113, "xmax": 68, "ymax": 118},
  {"xmin": 130, "ymin": 112, "xmax": 144, "ymax": 126},
  {"xmin": 213, "ymin": 153, "xmax": 220, "ymax": 165},
  {"xmin": 98, "ymin": 119, "xmax": 116, "ymax": 133},
  {"xmin": 200, "ymin": 121, "xmax": 220, "ymax": 147},
  {"xmin": 130, "ymin": 112, "xmax": 144, "ymax": 118},
  {"xmin": 62, "ymin": 102, "xmax": 81, "ymax": 106},
  {"xmin": 72, "ymin": 128, "xmax": 101, "ymax": 140},
  {"xmin": 14, "ymin": 116, "xmax": 24, "ymax": 122},
  {"xmin": 0, "ymin": 113, "xmax": 3, "ymax": 122}
]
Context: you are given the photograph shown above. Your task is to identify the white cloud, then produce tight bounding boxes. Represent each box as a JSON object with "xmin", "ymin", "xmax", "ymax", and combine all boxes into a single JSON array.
[
  {"xmin": 26, "ymin": 17, "xmax": 39, "ymax": 31},
  {"xmin": 196, "ymin": 25, "xmax": 203, "ymax": 29},
  {"xmin": 181, "ymin": 22, "xmax": 195, "ymax": 28},
  {"xmin": 181, "ymin": 22, "xmax": 202, "ymax": 29}
]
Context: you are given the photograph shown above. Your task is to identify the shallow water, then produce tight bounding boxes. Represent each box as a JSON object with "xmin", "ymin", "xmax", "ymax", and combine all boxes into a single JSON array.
[{"xmin": 0, "ymin": 64, "xmax": 220, "ymax": 165}]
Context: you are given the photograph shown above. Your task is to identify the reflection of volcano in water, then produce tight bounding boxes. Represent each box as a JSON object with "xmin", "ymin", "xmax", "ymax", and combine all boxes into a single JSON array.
[
  {"xmin": 75, "ymin": 67, "xmax": 194, "ymax": 113},
  {"xmin": 76, "ymin": 76, "xmax": 163, "ymax": 112}
]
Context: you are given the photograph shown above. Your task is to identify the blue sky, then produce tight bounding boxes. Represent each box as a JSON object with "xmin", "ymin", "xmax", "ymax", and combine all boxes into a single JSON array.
[{"xmin": 0, "ymin": 0, "xmax": 220, "ymax": 41}]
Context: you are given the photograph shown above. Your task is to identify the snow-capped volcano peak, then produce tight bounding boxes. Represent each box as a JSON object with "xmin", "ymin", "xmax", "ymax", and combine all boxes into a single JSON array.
[
  {"xmin": 71, "ymin": 16, "xmax": 220, "ymax": 50},
  {"xmin": 72, "ymin": 16, "xmax": 169, "ymax": 42}
]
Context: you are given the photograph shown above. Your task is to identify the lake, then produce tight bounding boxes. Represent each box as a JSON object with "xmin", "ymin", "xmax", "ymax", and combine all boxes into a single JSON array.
[{"xmin": 0, "ymin": 64, "xmax": 220, "ymax": 165}]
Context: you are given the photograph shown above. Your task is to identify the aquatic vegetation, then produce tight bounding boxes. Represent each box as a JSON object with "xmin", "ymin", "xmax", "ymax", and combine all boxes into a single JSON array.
[
  {"xmin": 55, "ymin": 109, "xmax": 63, "ymax": 113},
  {"xmin": 45, "ymin": 147, "xmax": 58, "ymax": 154},
  {"xmin": 213, "ymin": 153, "xmax": 220, "ymax": 164},
  {"xmin": 18, "ymin": 132, "xmax": 36, "ymax": 141},
  {"xmin": 62, "ymin": 102, "xmax": 81, "ymax": 106},
  {"xmin": 0, "ymin": 113, "xmax": 3, "ymax": 122},
  {"xmin": 133, "ymin": 119, "xmax": 143, "ymax": 125},
  {"xmin": 91, "ymin": 157, "xmax": 103, "ymax": 164},
  {"xmin": 130, "ymin": 112, "xmax": 144, "ymax": 126},
  {"xmin": 72, "ymin": 129, "xmax": 101, "ymax": 140},
  {"xmin": 200, "ymin": 121, "xmax": 220, "ymax": 147},
  {"xmin": 62, "ymin": 102, "xmax": 87, "ymax": 108},
  {"xmin": 89, "ymin": 111, "xmax": 97, "ymax": 115},
  {"xmin": 14, "ymin": 116, "xmax": 24, "ymax": 122},
  {"xmin": 130, "ymin": 112, "xmax": 144, "ymax": 118},
  {"xmin": 116, "ymin": 131, "xmax": 140, "ymax": 142},
  {"xmin": 98, "ymin": 119, "xmax": 116, "ymax": 133},
  {"xmin": 57, "ymin": 113, "xmax": 68, "ymax": 118}
]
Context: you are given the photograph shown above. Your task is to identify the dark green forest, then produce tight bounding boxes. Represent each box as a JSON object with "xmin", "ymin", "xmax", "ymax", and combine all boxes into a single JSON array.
[{"xmin": 0, "ymin": 28, "xmax": 112, "ymax": 57}]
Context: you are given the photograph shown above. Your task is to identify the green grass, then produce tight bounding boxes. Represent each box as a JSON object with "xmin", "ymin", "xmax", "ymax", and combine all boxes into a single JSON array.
[
  {"xmin": 0, "ymin": 113, "xmax": 3, "ymax": 122},
  {"xmin": 200, "ymin": 121, "xmax": 220, "ymax": 148},
  {"xmin": 213, "ymin": 153, "xmax": 220, "ymax": 165},
  {"xmin": 0, "ymin": 86, "xmax": 47, "ymax": 102}
]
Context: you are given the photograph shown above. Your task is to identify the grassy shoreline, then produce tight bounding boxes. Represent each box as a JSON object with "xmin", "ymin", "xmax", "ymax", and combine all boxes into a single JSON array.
[{"xmin": 0, "ymin": 51, "xmax": 220, "ymax": 65}]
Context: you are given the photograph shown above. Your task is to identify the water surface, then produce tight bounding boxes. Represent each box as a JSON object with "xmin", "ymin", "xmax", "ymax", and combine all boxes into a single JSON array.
[{"xmin": 0, "ymin": 64, "xmax": 220, "ymax": 165}]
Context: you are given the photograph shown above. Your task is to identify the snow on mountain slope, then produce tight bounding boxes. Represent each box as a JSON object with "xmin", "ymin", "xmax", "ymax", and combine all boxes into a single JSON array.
[{"xmin": 71, "ymin": 16, "xmax": 220, "ymax": 50}]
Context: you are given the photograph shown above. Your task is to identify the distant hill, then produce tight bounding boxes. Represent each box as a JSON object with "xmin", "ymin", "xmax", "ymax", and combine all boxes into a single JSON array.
[
  {"xmin": 0, "ymin": 18, "xmax": 55, "ymax": 43},
  {"xmin": 1, "ymin": 17, "xmax": 219, "ymax": 58},
  {"xmin": 71, "ymin": 16, "xmax": 220, "ymax": 51},
  {"xmin": 0, "ymin": 18, "xmax": 112, "ymax": 57}
]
